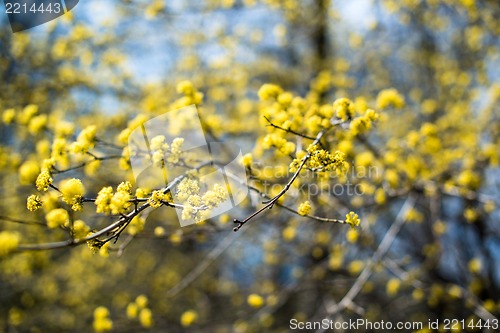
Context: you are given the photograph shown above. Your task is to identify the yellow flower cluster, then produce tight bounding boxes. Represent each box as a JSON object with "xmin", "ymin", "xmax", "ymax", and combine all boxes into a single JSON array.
[
  {"xmin": 95, "ymin": 187, "xmax": 113, "ymax": 214},
  {"xmin": 19, "ymin": 160, "xmax": 40, "ymax": 185},
  {"xmin": 36, "ymin": 169, "xmax": 53, "ymax": 192},
  {"xmin": 73, "ymin": 220, "xmax": 90, "ymax": 239},
  {"xmin": 201, "ymin": 184, "xmax": 228, "ymax": 208},
  {"xmin": 51, "ymin": 138, "xmax": 69, "ymax": 167},
  {"xmin": 117, "ymin": 114, "xmax": 148, "ymax": 145},
  {"xmin": 26, "ymin": 194, "xmax": 42, "ymax": 211},
  {"xmin": 175, "ymin": 80, "xmax": 203, "ymax": 106},
  {"xmin": 95, "ymin": 182, "xmax": 132, "ymax": 215},
  {"xmin": 127, "ymin": 216, "xmax": 145, "ymax": 236},
  {"xmin": 127, "ymin": 295, "xmax": 153, "ymax": 328},
  {"xmin": 262, "ymin": 133, "xmax": 296, "ymax": 155},
  {"xmin": 150, "ymin": 135, "xmax": 168, "ymax": 166},
  {"xmin": 176, "ymin": 178, "xmax": 200, "ymax": 202},
  {"xmin": 147, "ymin": 190, "xmax": 168, "ymax": 208},
  {"xmin": 110, "ymin": 182, "xmax": 132, "ymax": 214},
  {"xmin": 297, "ymin": 201, "xmax": 312, "ymax": 216},
  {"xmin": 17, "ymin": 104, "xmax": 39, "ymax": 125},
  {"xmin": 60, "ymin": 178, "xmax": 85, "ymax": 211},
  {"xmin": 457, "ymin": 169, "xmax": 480, "ymax": 190},
  {"xmin": 181, "ymin": 205, "xmax": 196, "ymax": 221},
  {"xmin": 241, "ymin": 153, "xmax": 253, "ymax": 168},
  {"xmin": 145, "ymin": 0, "xmax": 164, "ymax": 18},
  {"xmin": 349, "ymin": 109, "xmax": 379, "ymax": 136},
  {"xmin": 177, "ymin": 181, "xmax": 227, "ymax": 222},
  {"xmin": 345, "ymin": 211, "xmax": 360, "ymax": 228},
  {"xmin": 333, "ymin": 97, "xmax": 355, "ymax": 121},
  {"xmin": 28, "ymin": 114, "xmax": 48, "ymax": 135},
  {"xmin": 289, "ymin": 145, "xmax": 349, "ymax": 175},
  {"xmin": 93, "ymin": 307, "xmax": 113, "ymax": 333},
  {"xmin": 70, "ymin": 125, "xmax": 97, "ymax": 154},
  {"xmin": 45, "ymin": 208, "xmax": 69, "ymax": 229},
  {"xmin": 258, "ymin": 83, "xmax": 283, "ymax": 101},
  {"xmin": 376, "ymin": 88, "xmax": 405, "ymax": 109},
  {"xmin": 149, "ymin": 135, "xmax": 185, "ymax": 165},
  {"xmin": 0, "ymin": 231, "xmax": 20, "ymax": 256}
]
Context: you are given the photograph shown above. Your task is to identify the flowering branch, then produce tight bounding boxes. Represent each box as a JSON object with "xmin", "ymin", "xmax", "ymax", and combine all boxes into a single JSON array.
[{"xmin": 233, "ymin": 128, "xmax": 327, "ymax": 231}]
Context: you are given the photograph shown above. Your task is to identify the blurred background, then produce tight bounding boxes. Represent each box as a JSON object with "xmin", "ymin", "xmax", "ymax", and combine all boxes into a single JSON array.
[{"xmin": 0, "ymin": 0, "xmax": 499, "ymax": 332}]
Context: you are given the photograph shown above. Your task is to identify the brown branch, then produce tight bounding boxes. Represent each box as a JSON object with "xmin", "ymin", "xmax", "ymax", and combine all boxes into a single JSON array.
[
  {"xmin": 233, "ymin": 128, "xmax": 327, "ymax": 231},
  {"xmin": 15, "ymin": 162, "xmax": 212, "ymax": 252},
  {"xmin": 264, "ymin": 116, "xmax": 318, "ymax": 141},
  {"xmin": 0, "ymin": 215, "xmax": 47, "ymax": 227}
]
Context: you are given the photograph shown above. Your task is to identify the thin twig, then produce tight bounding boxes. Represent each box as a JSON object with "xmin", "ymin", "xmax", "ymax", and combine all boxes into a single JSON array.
[
  {"xmin": 233, "ymin": 129, "xmax": 327, "ymax": 231},
  {"xmin": 0, "ymin": 215, "xmax": 47, "ymax": 227},
  {"xmin": 246, "ymin": 184, "xmax": 346, "ymax": 224},
  {"xmin": 264, "ymin": 116, "xmax": 318, "ymax": 140},
  {"xmin": 15, "ymin": 162, "xmax": 212, "ymax": 252}
]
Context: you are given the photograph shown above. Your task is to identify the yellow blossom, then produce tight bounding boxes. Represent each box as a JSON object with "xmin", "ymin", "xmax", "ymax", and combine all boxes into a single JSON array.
[
  {"xmin": 464, "ymin": 208, "xmax": 477, "ymax": 223},
  {"xmin": 27, "ymin": 194, "xmax": 42, "ymax": 211},
  {"xmin": 110, "ymin": 191, "xmax": 131, "ymax": 215},
  {"xmin": 36, "ymin": 169, "xmax": 53, "ymax": 191},
  {"xmin": 180, "ymin": 310, "xmax": 198, "ymax": 327},
  {"xmin": 95, "ymin": 186, "xmax": 113, "ymax": 214},
  {"xmin": 154, "ymin": 226, "xmax": 166, "ymax": 237},
  {"xmin": 176, "ymin": 80, "xmax": 195, "ymax": 95},
  {"xmin": 346, "ymin": 229, "xmax": 359, "ymax": 243},
  {"xmin": 241, "ymin": 153, "xmax": 253, "ymax": 168},
  {"xmin": 148, "ymin": 190, "xmax": 166, "ymax": 208},
  {"xmin": 386, "ymin": 278, "xmax": 401, "ymax": 296},
  {"xmin": 28, "ymin": 114, "xmax": 47, "ymax": 135},
  {"xmin": 333, "ymin": 98, "xmax": 355, "ymax": 121},
  {"xmin": 468, "ymin": 258, "xmax": 482, "ymax": 273},
  {"xmin": 19, "ymin": 160, "xmax": 40, "ymax": 185},
  {"xmin": 282, "ymin": 226, "xmax": 296, "ymax": 241},
  {"xmin": 345, "ymin": 211, "xmax": 360, "ymax": 228},
  {"xmin": 127, "ymin": 216, "xmax": 145, "ymax": 235},
  {"xmin": 2, "ymin": 108, "xmax": 16, "ymax": 124},
  {"xmin": 297, "ymin": 201, "xmax": 311, "ymax": 216},
  {"xmin": 135, "ymin": 295, "xmax": 148, "ymax": 308},
  {"xmin": 202, "ymin": 184, "xmax": 228, "ymax": 208},
  {"xmin": 247, "ymin": 294, "xmax": 265, "ymax": 308},
  {"xmin": 139, "ymin": 308, "xmax": 153, "ymax": 328},
  {"xmin": 126, "ymin": 303, "xmax": 138, "ymax": 319},
  {"xmin": 374, "ymin": 188, "xmax": 386, "ymax": 205},
  {"xmin": 70, "ymin": 125, "xmax": 97, "ymax": 154},
  {"xmin": 18, "ymin": 104, "xmax": 38, "ymax": 125},
  {"xmin": 93, "ymin": 307, "xmax": 112, "ymax": 333},
  {"xmin": 45, "ymin": 208, "xmax": 69, "ymax": 229},
  {"xmin": 0, "ymin": 231, "xmax": 20, "ymax": 256},
  {"xmin": 376, "ymin": 88, "xmax": 405, "ymax": 109},
  {"xmin": 73, "ymin": 220, "xmax": 90, "ymax": 239},
  {"xmin": 60, "ymin": 178, "xmax": 85, "ymax": 211},
  {"xmin": 258, "ymin": 84, "xmax": 283, "ymax": 101}
]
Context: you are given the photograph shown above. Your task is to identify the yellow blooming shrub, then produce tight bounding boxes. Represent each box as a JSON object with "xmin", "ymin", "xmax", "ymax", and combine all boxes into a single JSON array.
[{"xmin": 0, "ymin": 1, "xmax": 498, "ymax": 332}]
